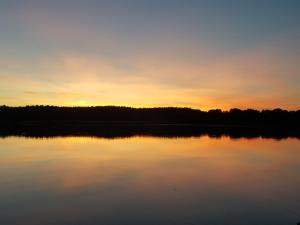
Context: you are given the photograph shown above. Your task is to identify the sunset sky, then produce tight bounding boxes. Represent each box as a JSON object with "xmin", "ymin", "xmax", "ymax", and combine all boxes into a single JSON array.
[{"xmin": 1, "ymin": 0, "xmax": 300, "ymax": 110}]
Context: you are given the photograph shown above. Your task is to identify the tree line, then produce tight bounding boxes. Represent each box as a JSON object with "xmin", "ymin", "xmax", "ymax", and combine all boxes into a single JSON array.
[{"xmin": 1, "ymin": 105, "xmax": 299, "ymax": 126}]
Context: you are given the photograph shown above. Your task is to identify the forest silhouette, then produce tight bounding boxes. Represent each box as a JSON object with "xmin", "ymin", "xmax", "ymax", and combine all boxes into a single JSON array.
[
  {"xmin": 0, "ymin": 106, "xmax": 299, "ymax": 139},
  {"xmin": 1, "ymin": 105, "xmax": 299, "ymax": 124}
]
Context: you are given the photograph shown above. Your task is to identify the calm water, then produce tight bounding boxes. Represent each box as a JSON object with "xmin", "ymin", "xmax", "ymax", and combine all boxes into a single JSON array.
[{"xmin": 0, "ymin": 136, "xmax": 299, "ymax": 225}]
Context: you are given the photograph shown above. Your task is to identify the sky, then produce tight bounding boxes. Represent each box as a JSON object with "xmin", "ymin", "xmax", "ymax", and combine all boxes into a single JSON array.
[{"xmin": 0, "ymin": 0, "xmax": 300, "ymax": 110}]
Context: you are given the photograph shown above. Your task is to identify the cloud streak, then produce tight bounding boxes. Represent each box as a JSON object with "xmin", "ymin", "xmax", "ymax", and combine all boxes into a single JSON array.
[{"xmin": 0, "ymin": 1, "xmax": 299, "ymax": 109}]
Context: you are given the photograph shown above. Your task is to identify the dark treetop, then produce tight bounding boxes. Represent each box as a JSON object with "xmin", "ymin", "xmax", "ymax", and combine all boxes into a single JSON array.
[
  {"xmin": 0, "ymin": 106, "xmax": 299, "ymax": 140},
  {"xmin": 1, "ymin": 106, "xmax": 299, "ymax": 125}
]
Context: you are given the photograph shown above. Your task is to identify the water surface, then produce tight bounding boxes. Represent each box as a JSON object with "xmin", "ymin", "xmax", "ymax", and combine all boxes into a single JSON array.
[{"xmin": 0, "ymin": 136, "xmax": 299, "ymax": 225}]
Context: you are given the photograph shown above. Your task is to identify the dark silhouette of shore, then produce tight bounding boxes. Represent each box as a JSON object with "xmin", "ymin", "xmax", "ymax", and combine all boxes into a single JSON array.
[
  {"xmin": 1, "ymin": 106, "xmax": 300, "ymax": 124},
  {"xmin": 0, "ymin": 121, "xmax": 299, "ymax": 140},
  {"xmin": 0, "ymin": 106, "xmax": 299, "ymax": 139}
]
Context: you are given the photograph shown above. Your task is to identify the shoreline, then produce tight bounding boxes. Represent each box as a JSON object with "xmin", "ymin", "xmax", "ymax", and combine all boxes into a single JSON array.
[{"xmin": 1, "ymin": 121, "xmax": 299, "ymax": 140}]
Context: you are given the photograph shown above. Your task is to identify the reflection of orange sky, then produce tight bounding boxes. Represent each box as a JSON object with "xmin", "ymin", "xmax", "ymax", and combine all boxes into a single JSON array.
[{"xmin": 1, "ymin": 136, "xmax": 300, "ymax": 202}]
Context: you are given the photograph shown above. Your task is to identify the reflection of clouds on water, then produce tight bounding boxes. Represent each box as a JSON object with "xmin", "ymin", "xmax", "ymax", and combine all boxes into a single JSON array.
[{"xmin": 0, "ymin": 136, "xmax": 299, "ymax": 224}]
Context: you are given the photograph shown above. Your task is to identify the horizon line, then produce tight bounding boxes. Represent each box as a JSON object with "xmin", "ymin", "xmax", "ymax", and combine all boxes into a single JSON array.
[{"xmin": 1, "ymin": 105, "xmax": 299, "ymax": 112}]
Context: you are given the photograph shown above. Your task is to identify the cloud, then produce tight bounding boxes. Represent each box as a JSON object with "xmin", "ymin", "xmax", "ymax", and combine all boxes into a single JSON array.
[{"xmin": 1, "ymin": 2, "xmax": 299, "ymax": 109}]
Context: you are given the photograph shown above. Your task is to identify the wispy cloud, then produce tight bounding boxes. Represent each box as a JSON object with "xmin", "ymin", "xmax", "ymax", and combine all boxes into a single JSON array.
[{"xmin": 0, "ymin": 1, "xmax": 299, "ymax": 109}]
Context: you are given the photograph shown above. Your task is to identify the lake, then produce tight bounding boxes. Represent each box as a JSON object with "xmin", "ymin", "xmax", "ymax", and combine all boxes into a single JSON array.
[{"xmin": 0, "ymin": 136, "xmax": 299, "ymax": 225}]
